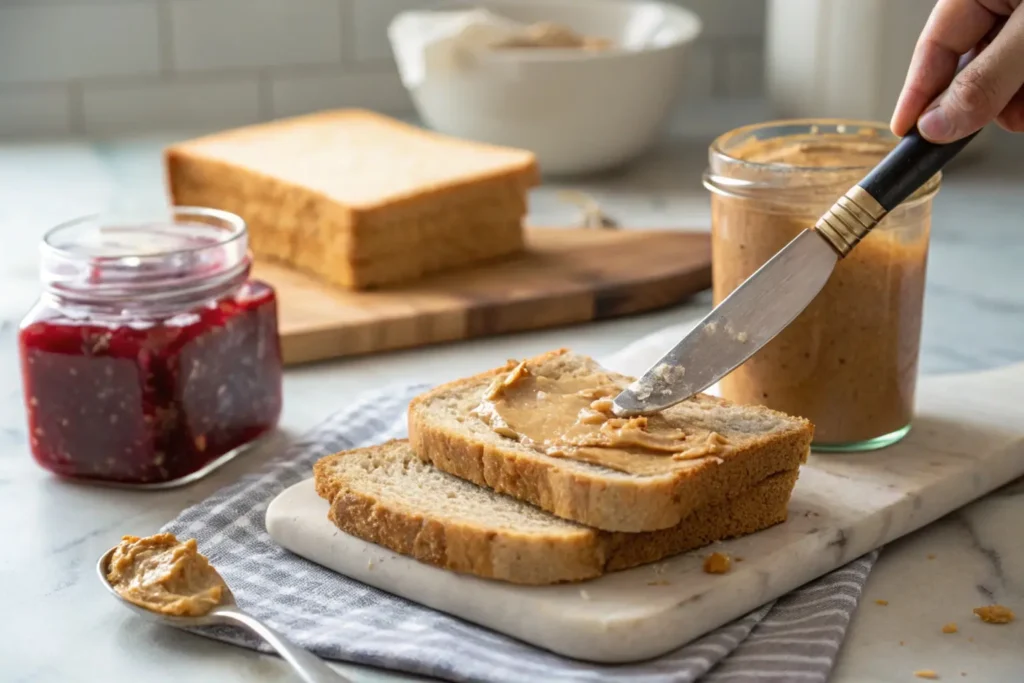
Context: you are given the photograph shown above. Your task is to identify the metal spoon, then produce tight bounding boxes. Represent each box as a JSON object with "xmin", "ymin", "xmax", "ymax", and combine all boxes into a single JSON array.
[{"xmin": 97, "ymin": 547, "xmax": 350, "ymax": 683}]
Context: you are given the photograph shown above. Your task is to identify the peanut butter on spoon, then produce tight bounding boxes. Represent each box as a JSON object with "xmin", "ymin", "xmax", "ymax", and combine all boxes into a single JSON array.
[{"xmin": 106, "ymin": 533, "xmax": 226, "ymax": 617}]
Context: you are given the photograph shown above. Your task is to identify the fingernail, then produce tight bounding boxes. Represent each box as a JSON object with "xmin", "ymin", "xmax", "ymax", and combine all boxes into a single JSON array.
[{"xmin": 918, "ymin": 106, "xmax": 955, "ymax": 141}]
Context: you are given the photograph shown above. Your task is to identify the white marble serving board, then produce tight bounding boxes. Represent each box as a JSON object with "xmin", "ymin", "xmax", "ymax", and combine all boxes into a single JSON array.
[{"xmin": 266, "ymin": 361, "xmax": 1024, "ymax": 663}]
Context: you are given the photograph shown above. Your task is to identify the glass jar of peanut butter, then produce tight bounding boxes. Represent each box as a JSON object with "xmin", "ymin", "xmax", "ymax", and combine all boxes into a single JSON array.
[{"xmin": 704, "ymin": 120, "xmax": 940, "ymax": 451}]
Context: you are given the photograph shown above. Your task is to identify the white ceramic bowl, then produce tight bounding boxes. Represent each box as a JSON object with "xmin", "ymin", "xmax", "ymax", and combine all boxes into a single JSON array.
[{"xmin": 391, "ymin": 0, "xmax": 702, "ymax": 176}]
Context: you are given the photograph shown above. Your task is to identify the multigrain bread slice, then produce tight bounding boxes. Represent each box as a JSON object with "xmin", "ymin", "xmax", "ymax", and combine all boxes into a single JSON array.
[
  {"xmin": 408, "ymin": 349, "xmax": 813, "ymax": 533},
  {"xmin": 313, "ymin": 440, "xmax": 798, "ymax": 585},
  {"xmin": 165, "ymin": 109, "xmax": 539, "ymax": 290}
]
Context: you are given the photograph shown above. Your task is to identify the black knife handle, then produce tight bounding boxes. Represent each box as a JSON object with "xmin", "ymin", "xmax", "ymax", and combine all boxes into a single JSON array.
[{"xmin": 858, "ymin": 126, "xmax": 980, "ymax": 212}]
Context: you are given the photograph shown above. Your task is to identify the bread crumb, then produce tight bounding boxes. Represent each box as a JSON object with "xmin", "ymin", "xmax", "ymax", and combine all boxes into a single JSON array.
[
  {"xmin": 973, "ymin": 604, "xmax": 1015, "ymax": 624},
  {"xmin": 899, "ymin": 640, "xmax": 905, "ymax": 646},
  {"xmin": 942, "ymin": 622, "xmax": 958, "ymax": 634},
  {"xmin": 703, "ymin": 552, "xmax": 731, "ymax": 574},
  {"xmin": 914, "ymin": 670, "xmax": 939, "ymax": 680},
  {"xmin": 875, "ymin": 599, "xmax": 889, "ymax": 606},
  {"xmin": 736, "ymin": 331, "xmax": 749, "ymax": 343},
  {"xmin": 734, "ymin": 556, "xmax": 744, "ymax": 562},
  {"xmin": 647, "ymin": 580, "xmax": 671, "ymax": 586},
  {"xmin": 927, "ymin": 553, "xmax": 936, "ymax": 560},
  {"xmin": 705, "ymin": 321, "xmax": 718, "ymax": 335},
  {"xmin": 651, "ymin": 563, "xmax": 668, "ymax": 575},
  {"xmin": 367, "ymin": 560, "xmax": 374, "ymax": 570},
  {"xmin": 579, "ymin": 589, "xmax": 591, "ymax": 600}
]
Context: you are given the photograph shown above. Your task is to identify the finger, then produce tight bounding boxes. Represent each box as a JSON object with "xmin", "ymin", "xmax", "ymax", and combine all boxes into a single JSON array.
[
  {"xmin": 995, "ymin": 82, "xmax": 1024, "ymax": 130},
  {"xmin": 918, "ymin": 3, "xmax": 1024, "ymax": 141},
  {"xmin": 891, "ymin": 0, "xmax": 999, "ymax": 135}
]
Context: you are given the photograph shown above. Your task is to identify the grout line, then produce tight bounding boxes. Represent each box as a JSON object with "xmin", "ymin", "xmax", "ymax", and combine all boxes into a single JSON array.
[
  {"xmin": 709, "ymin": 38, "xmax": 731, "ymax": 99},
  {"xmin": 0, "ymin": 62, "xmax": 399, "ymax": 96},
  {"xmin": 0, "ymin": 82, "xmax": 69, "ymax": 94},
  {"xmin": 269, "ymin": 60, "xmax": 398, "ymax": 78},
  {"xmin": 41, "ymin": 68, "xmax": 274, "ymax": 90},
  {"xmin": 157, "ymin": 0, "xmax": 175, "ymax": 75},
  {"xmin": 339, "ymin": 0, "xmax": 356, "ymax": 65},
  {"xmin": 724, "ymin": 37, "xmax": 764, "ymax": 99},
  {"xmin": 341, "ymin": 56, "xmax": 397, "ymax": 73},
  {"xmin": 67, "ymin": 81, "xmax": 84, "ymax": 135}
]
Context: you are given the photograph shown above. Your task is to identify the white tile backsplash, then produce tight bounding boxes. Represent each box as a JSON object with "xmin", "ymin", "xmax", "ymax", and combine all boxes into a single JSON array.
[
  {"xmin": 0, "ymin": 0, "xmax": 768, "ymax": 136},
  {"xmin": 351, "ymin": 0, "xmax": 438, "ymax": 63},
  {"xmin": 723, "ymin": 41, "xmax": 765, "ymax": 98},
  {"xmin": 270, "ymin": 69, "xmax": 411, "ymax": 119},
  {"xmin": 170, "ymin": 0, "xmax": 344, "ymax": 71},
  {"xmin": 0, "ymin": 87, "xmax": 73, "ymax": 137},
  {"xmin": 681, "ymin": 42, "xmax": 715, "ymax": 99},
  {"xmin": 0, "ymin": 4, "xmax": 161, "ymax": 84},
  {"xmin": 81, "ymin": 77, "xmax": 262, "ymax": 134},
  {"xmin": 684, "ymin": 0, "xmax": 766, "ymax": 38}
]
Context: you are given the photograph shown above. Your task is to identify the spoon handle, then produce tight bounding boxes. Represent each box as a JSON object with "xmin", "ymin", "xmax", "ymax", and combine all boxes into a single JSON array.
[{"xmin": 214, "ymin": 607, "xmax": 351, "ymax": 683}]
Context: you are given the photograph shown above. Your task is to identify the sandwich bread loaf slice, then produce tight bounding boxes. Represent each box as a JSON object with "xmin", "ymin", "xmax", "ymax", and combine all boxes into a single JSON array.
[
  {"xmin": 313, "ymin": 440, "xmax": 798, "ymax": 585},
  {"xmin": 408, "ymin": 349, "xmax": 813, "ymax": 533},
  {"xmin": 165, "ymin": 109, "xmax": 539, "ymax": 290}
]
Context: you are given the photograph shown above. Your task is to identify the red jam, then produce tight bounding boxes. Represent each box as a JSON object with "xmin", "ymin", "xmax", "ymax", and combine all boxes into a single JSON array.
[{"xmin": 18, "ymin": 209, "xmax": 283, "ymax": 486}]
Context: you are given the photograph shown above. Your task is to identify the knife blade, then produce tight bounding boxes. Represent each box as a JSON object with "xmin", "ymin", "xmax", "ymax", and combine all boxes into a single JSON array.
[
  {"xmin": 611, "ymin": 229, "xmax": 837, "ymax": 416},
  {"xmin": 612, "ymin": 125, "xmax": 981, "ymax": 418}
]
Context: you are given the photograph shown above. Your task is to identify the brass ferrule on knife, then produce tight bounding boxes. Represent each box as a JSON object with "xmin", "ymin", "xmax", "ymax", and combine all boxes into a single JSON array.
[{"xmin": 813, "ymin": 185, "xmax": 888, "ymax": 257}]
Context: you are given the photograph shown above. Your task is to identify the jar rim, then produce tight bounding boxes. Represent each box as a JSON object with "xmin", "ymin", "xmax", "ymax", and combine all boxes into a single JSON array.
[
  {"xmin": 42, "ymin": 206, "xmax": 246, "ymax": 261},
  {"xmin": 39, "ymin": 206, "xmax": 251, "ymax": 308},
  {"xmin": 709, "ymin": 118, "xmax": 899, "ymax": 173},
  {"xmin": 705, "ymin": 118, "xmax": 941, "ymax": 204}
]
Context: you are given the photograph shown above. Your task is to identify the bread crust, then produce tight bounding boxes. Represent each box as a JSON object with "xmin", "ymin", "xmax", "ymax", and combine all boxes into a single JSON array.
[
  {"xmin": 164, "ymin": 109, "xmax": 539, "ymax": 290},
  {"xmin": 408, "ymin": 349, "xmax": 812, "ymax": 532},
  {"xmin": 313, "ymin": 440, "xmax": 798, "ymax": 585}
]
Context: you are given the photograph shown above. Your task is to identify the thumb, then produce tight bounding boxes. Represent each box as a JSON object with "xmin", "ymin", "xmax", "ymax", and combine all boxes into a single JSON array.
[
  {"xmin": 917, "ymin": 7, "xmax": 1024, "ymax": 143},
  {"xmin": 918, "ymin": 70, "xmax": 1004, "ymax": 143}
]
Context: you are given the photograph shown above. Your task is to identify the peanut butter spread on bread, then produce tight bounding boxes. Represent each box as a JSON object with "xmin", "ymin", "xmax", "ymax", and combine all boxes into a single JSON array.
[
  {"xmin": 472, "ymin": 360, "xmax": 729, "ymax": 475},
  {"xmin": 107, "ymin": 533, "xmax": 226, "ymax": 617}
]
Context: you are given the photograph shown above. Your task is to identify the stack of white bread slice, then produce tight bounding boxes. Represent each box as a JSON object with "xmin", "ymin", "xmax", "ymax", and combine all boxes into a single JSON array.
[
  {"xmin": 165, "ymin": 109, "xmax": 538, "ymax": 291},
  {"xmin": 313, "ymin": 349, "xmax": 813, "ymax": 585}
]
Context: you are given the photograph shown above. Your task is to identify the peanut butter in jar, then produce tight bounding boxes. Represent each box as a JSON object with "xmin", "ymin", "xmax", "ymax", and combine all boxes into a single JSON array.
[{"xmin": 704, "ymin": 120, "xmax": 940, "ymax": 451}]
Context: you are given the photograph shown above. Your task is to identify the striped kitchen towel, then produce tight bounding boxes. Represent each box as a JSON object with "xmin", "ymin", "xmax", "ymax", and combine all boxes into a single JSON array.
[
  {"xmin": 163, "ymin": 318, "xmax": 877, "ymax": 682},
  {"xmin": 162, "ymin": 379, "xmax": 877, "ymax": 683}
]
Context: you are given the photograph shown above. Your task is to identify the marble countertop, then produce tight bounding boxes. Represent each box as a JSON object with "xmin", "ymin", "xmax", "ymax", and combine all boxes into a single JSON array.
[{"xmin": 2, "ymin": 125, "xmax": 1023, "ymax": 682}]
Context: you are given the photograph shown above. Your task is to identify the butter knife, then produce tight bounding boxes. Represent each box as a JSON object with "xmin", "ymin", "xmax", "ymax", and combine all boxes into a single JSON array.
[{"xmin": 612, "ymin": 126, "xmax": 980, "ymax": 417}]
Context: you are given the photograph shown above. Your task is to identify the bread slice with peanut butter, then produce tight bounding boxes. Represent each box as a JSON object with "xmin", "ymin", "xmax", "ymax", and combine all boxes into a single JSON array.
[
  {"xmin": 313, "ymin": 440, "xmax": 798, "ymax": 585},
  {"xmin": 408, "ymin": 349, "xmax": 812, "ymax": 533}
]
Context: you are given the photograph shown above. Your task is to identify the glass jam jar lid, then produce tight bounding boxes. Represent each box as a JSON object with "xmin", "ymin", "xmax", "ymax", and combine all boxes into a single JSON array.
[{"xmin": 40, "ymin": 206, "xmax": 250, "ymax": 306}]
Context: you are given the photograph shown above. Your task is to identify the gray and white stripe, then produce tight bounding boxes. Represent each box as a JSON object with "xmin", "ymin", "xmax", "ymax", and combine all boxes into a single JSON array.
[{"xmin": 163, "ymin": 383, "xmax": 877, "ymax": 683}]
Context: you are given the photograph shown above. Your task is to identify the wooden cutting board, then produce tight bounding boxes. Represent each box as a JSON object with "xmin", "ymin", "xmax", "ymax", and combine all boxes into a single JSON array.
[
  {"xmin": 254, "ymin": 227, "xmax": 710, "ymax": 365},
  {"xmin": 266, "ymin": 355, "xmax": 1024, "ymax": 663}
]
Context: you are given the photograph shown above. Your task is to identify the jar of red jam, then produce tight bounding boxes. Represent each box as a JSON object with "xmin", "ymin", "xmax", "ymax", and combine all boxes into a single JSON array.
[{"xmin": 18, "ymin": 207, "xmax": 283, "ymax": 487}]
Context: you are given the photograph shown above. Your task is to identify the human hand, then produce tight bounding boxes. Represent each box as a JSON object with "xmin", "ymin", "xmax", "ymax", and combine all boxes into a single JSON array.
[{"xmin": 891, "ymin": 0, "xmax": 1024, "ymax": 143}]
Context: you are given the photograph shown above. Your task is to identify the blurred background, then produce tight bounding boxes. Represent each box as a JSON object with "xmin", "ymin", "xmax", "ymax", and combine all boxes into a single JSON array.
[{"xmin": 0, "ymin": 0, "xmax": 944, "ymax": 140}]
